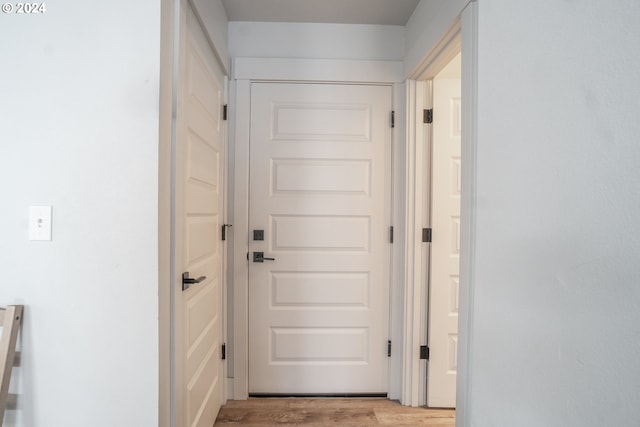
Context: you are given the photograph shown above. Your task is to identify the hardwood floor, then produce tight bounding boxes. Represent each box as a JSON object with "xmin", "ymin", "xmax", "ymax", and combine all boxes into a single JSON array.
[{"xmin": 214, "ymin": 398, "xmax": 455, "ymax": 426}]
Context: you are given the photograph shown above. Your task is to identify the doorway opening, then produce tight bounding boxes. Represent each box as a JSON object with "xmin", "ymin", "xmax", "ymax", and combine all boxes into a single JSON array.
[{"xmin": 401, "ymin": 9, "xmax": 476, "ymax": 410}]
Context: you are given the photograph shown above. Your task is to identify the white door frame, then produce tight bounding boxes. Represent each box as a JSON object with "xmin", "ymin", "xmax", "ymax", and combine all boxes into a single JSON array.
[
  {"xmin": 402, "ymin": 14, "xmax": 462, "ymax": 408},
  {"xmin": 158, "ymin": 2, "xmax": 175, "ymax": 427},
  {"xmin": 401, "ymin": 1, "xmax": 478, "ymax": 422},
  {"xmin": 456, "ymin": 4, "xmax": 479, "ymax": 423},
  {"xmin": 230, "ymin": 58, "xmax": 406, "ymax": 400}
]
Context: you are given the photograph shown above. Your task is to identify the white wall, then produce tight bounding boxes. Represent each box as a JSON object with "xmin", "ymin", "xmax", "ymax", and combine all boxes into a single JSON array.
[
  {"xmin": 467, "ymin": 0, "xmax": 640, "ymax": 425},
  {"xmin": 229, "ymin": 22, "xmax": 405, "ymax": 61},
  {"xmin": 0, "ymin": 1, "xmax": 162, "ymax": 425}
]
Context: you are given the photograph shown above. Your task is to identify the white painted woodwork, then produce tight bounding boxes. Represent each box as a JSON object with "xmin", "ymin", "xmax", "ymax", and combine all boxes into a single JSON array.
[
  {"xmin": 388, "ymin": 82, "xmax": 406, "ymax": 402},
  {"xmin": 175, "ymin": 4, "xmax": 225, "ymax": 426},
  {"xmin": 456, "ymin": 6, "xmax": 478, "ymax": 422},
  {"xmin": 427, "ymin": 75, "xmax": 461, "ymax": 408},
  {"xmin": 248, "ymin": 83, "xmax": 392, "ymax": 394},
  {"xmin": 401, "ymin": 79, "xmax": 430, "ymax": 407}
]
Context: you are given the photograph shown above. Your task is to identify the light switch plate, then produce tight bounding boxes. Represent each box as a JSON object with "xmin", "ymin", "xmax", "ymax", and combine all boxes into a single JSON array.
[{"xmin": 29, "ymin": 205, "xmax": 52, "ymax": 241}]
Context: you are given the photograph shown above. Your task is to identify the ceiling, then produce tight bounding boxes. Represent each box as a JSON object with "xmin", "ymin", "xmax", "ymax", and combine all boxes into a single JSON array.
[{"xmin": 221, "ymin": 0, "xmax": 421, "ymax": 26}]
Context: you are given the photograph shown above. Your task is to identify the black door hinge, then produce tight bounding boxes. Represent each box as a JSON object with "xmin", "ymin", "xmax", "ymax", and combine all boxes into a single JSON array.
[
  {"xmin": 422, "ymin": 228, "xmax": 432, "ymax": 243},
  {"xmin": 391, "ymin": 111, "xmax": 395, "ymax": 128},
  {"xmin": 420, "ymin": 345, "xmax": 429, "ymax": 360},
  {"xmin": 222, "ymin": 224, "xmax": 232, "ymax": 241},
  {"xmin": 423, "ymin": 109, "xmax": 433, "ymax": 124},
  {"xmin": 223, "ymin": 104, "xmax": 228, "ymax": 121},
  {"xmin": 221, "ymin": 343, "xmax": 226, "ymax": 360},
  {"xmin": 389, "ymin": 226, "xmax": 394, "ymax": 244},
  {"xmin": 387, "ymin": 340, "xmax": 392, "ymax": 357}
]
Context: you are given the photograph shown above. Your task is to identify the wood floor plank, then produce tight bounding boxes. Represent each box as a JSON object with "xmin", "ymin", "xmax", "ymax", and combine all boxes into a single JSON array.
[
  {"xmin": 374, "ymin": 408, "xmax": 455, "ymax": 426},
  {"xmin": 214, "ymin": 398, "xmax": 456, "ymax": 426},
  {"xmin": 286, "ymin": 398, "xmax": 398, "ymax": 409},
  {"xmin": 216, "ymin": 408, "xmax": 377, "ymax": 425}
]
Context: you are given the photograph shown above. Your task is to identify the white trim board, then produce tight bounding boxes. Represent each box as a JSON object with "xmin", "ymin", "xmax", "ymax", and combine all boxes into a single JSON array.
[
  {"xmin": 401, "ymin": 78, "xmax": 429, "ymax": 407},
  {"xmin": 456, "ymin": 3, "xmax": 479, "ymax": 425},
  {"xmin": 231, "ymin": 78, "xmax": 251, "ymax": 400}
]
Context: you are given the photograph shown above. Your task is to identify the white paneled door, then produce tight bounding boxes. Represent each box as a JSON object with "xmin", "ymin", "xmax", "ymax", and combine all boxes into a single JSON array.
[
  {"xmin": 427, "ymin": 76, "xmax": 461, "ymax": 407},
  {"xmin": 174, "ymin": 4, "xmax": 225, "ymax": 426},
  {"xmin": 248, "ymin": 83, "xmax": 392, "ymax": 394}
]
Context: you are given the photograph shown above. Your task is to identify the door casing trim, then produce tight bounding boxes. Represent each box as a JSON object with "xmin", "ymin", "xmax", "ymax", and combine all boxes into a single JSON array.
[
  {"xmin": 403, "ymin": 18, "xmax": 462, "ymax": 409},
  {"xmin": 230, "ymin": 59, "xmax": 404, "ymax": 400}
]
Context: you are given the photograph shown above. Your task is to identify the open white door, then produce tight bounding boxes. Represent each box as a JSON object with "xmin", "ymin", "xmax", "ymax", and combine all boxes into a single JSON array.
[
  {"xmin": 248, "ymin": 82, "xmax": 392, "ymax": 395},
  {"xmin": 427, "ymin": 55, "xmax": 461, "ymax": 408},
  {"xmin": 174, "ymin": 3, "xmax": 225, "ymax": 426}
]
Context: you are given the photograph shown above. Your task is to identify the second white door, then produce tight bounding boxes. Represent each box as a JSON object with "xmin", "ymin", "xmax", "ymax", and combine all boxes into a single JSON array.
[
  {"xmin": 248, "ymin": 83, "xmax": 392, "ymax": 394},
  {"xmin": 174, "ymin": 4, "xmax": 225, "ymax": 426}
]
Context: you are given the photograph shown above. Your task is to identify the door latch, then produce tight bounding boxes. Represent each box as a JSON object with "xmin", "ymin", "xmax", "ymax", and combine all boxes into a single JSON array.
[{"xmin": 252, "ymin": 252, "xmax": 275, "ymax": 263}]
